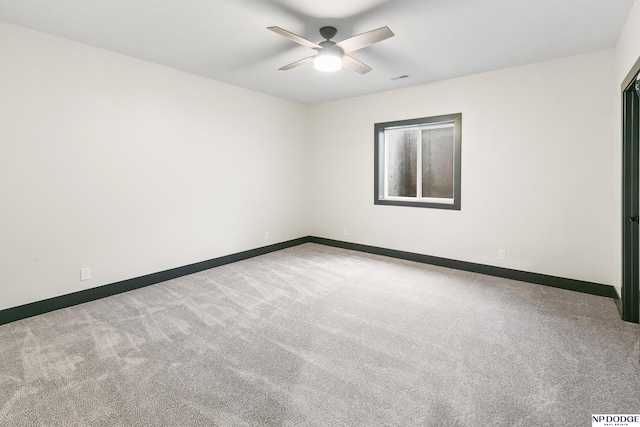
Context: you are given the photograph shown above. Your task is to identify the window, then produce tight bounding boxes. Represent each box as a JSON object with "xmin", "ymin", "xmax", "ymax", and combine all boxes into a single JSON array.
[{"xmin": 374, "ymin": 113, "xmax": 461, "ymax": 210}]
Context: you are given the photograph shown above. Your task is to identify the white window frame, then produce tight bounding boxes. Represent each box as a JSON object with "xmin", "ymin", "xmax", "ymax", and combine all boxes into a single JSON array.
[{"xmin": 374, "ymin": 113, "xmax": 461, "ymax": 210}]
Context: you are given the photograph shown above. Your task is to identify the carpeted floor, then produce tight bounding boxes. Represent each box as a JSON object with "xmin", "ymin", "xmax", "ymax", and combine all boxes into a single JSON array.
[{"xmin": 1, "ymin": 243, "xmax": 638, "ymax": 426}]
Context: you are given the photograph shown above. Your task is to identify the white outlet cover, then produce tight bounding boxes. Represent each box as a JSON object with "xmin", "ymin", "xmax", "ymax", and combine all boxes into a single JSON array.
[{"xmin": 80, "ymin": 267, "xmax": 91, "ymax": 281}]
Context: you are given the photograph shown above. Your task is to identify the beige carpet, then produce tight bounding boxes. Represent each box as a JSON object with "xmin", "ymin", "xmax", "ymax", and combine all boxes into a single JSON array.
[{"xmin": 1, "ymin": 243, "xmax": 638, "ymax": 426}]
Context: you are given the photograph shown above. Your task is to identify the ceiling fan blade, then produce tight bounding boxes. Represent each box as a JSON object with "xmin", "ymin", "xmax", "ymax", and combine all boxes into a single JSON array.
[
  {"xmin": 279, "ymin": 55, "xmax": 315, "ymax": 71},
  {"xmin": 267, "ymin": 26, "xmax": 322, "ymax": 49},
  {"xmin": 342, "ymin": 55, "xmax": 372, "ymax": 75},
  {"xmin": 336, "ymin": 26, "xmax": 394, "ymax": 53}
]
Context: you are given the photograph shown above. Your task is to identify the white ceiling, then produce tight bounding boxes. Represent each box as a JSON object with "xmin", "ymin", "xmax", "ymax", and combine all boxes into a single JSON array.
[{"xmin": 0, "ymin": 0, "xmax": 634, "ymax": 105}]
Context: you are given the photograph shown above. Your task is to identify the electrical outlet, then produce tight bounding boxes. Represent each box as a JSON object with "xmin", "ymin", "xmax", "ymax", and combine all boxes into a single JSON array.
[
  {"xmin": 498, "ymin": 249, "xmax": 506, "ymax": 260},
  {"xmin": 264, "ymin": 231, "xmax": 270, "ymax": 240},
  {"xmin": 343, "ymin": 228, "xmax": 348, "ymax": 237},
  {"xmin": 80, "ymin": 267, "xmax": 91, "ymax": 281}
]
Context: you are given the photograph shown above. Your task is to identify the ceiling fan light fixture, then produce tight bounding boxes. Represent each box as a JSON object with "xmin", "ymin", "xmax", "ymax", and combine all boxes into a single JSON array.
[
  {"xmin": 269, "ymin": 25, "xmax": 393, "ymax": 75},
  {"xmin": 314, "ymin": 51, "xmax": 343, "ymax": 72}
]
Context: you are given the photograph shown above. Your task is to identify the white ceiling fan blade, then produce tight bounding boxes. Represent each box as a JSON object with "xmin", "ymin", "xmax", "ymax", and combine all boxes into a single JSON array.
[
  {"xmin": 336, "ymin": 26, "xmax": 394, "ymax": 53},
  {"xmin": 342, "ymin": 55, "xmax": 372, "ymax": 75},
  {"xmin": 267, "ymin": 26, "xmax": 322, "ymax": 49},
  {"xmin": 279, "ymin": 55, "xmax": 315, "ymax": 71}
]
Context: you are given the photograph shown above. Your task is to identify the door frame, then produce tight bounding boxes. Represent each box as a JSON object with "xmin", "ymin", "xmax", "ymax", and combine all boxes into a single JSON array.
[{"xmin": 622, "ymin": 57, "xmax": 640, "ymax": 323}]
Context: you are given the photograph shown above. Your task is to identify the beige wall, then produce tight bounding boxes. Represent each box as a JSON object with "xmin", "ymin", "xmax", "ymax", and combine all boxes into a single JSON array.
[
  {"xmin": 615, "ymin": 0, "xmax": 640, "ymax": 85},
  {"xmin": 0, "ymin": 21, "xmax": 310, "ymax": 311},
  {"xmin": 3, "ymin": 6, "xmax": 639, "ymax": 311},
  {"xmin": 309, "ymin": 50, "xmax": 617, "ymax": 287}
]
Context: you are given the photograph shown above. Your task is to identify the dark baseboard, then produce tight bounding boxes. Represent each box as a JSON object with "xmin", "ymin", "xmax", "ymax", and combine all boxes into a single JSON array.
[
  {"xmin": 613, "ymin": 288, "xmax": 623, "ymax": 317},
  {"xmin": 309, "ymin": 237, "xmax": 618, "ymax": 299},
  {"xmin": 0, "ymin": 237, "xmax": 311, "ymax": 326},
  {"xmin": 0, "ymin": 235, "xmax": 619, "ymax": 326}
]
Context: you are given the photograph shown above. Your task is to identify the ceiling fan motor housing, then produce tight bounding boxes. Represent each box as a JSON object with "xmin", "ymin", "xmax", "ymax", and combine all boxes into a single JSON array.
[{"xmin": 317, "ymin": 40, "xmax": 343, "ymax": 55}]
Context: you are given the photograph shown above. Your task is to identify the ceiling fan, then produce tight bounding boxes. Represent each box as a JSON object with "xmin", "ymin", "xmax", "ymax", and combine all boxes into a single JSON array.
[{"xmin": 267, "ymin": 25, "xmax": 394, "ymax": 74}]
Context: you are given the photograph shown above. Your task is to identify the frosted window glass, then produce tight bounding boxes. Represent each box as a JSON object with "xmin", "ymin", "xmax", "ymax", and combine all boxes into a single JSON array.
[
  {"xmin": 386, "ymin": 130, "xmax": 417, "ymax": 197},
  {"xmin": 422, "ymin": 127, "xmax": 454, "ymax": 198}
]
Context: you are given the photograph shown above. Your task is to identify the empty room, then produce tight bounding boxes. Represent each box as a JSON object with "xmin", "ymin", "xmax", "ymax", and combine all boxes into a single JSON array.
[{"xmin": 1, "ymin": 0, "xmax": 639, "ymax": 425}]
